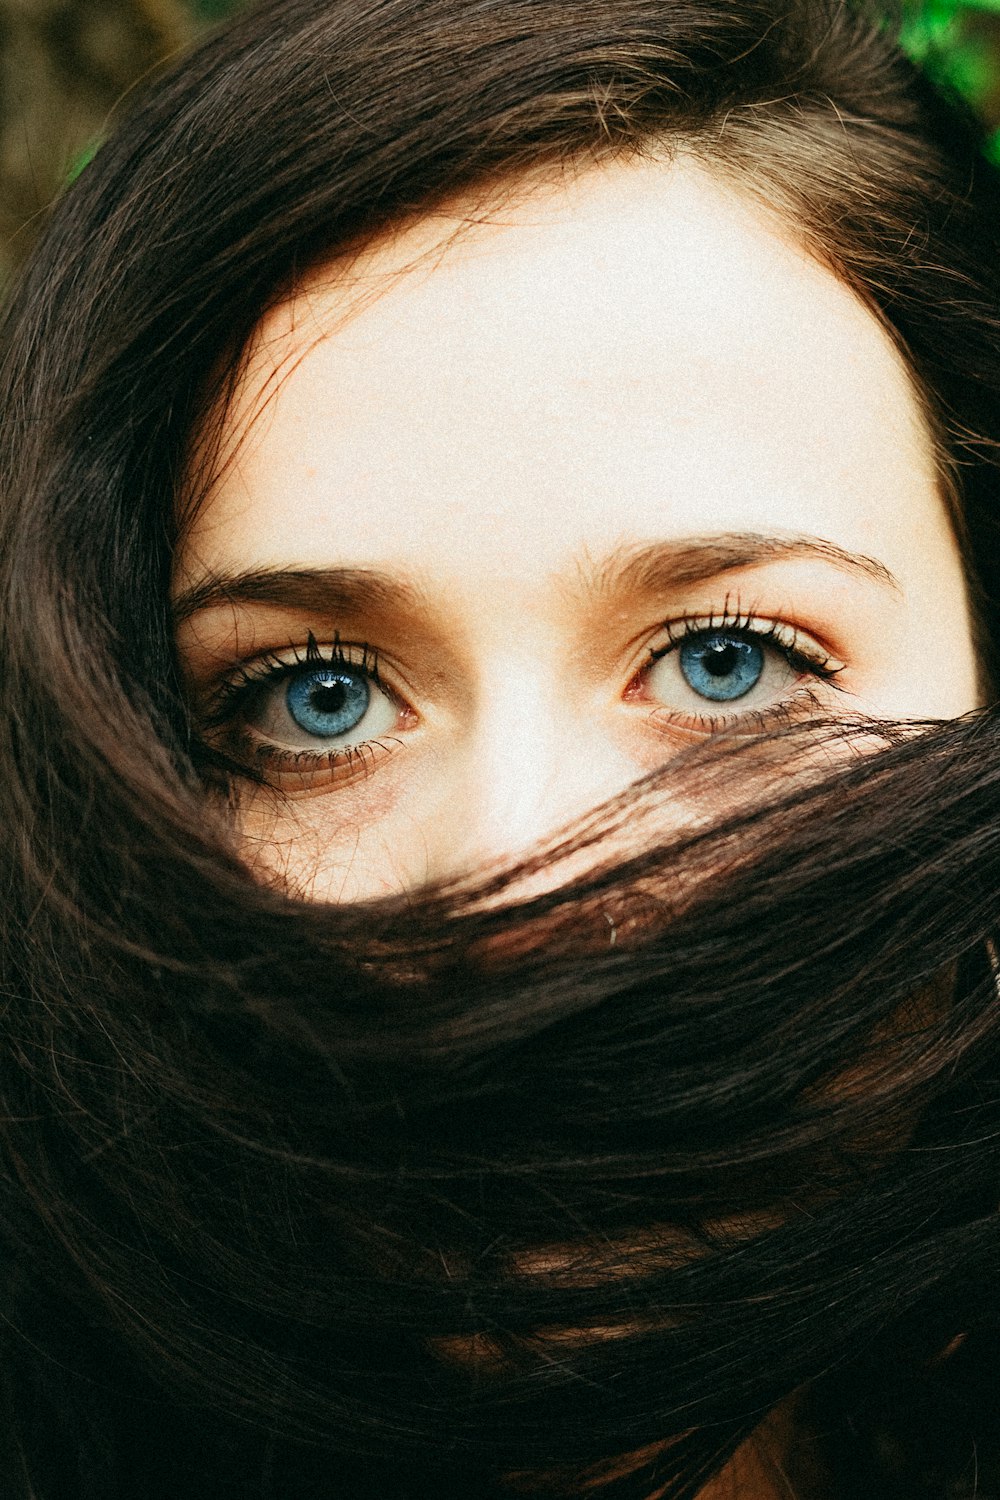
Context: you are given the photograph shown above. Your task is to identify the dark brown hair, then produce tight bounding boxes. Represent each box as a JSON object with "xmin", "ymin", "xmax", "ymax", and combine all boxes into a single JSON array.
[{"xmin": 3, "ymin": 2, "xmax": 1000, "ymax": 1497}]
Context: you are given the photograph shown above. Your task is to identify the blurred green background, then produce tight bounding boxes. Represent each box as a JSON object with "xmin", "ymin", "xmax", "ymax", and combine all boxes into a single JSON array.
[
  {"xmin": 902, "ymin": 0, "xmax": 1000, "ymax": 135},
  {"xmin": 2, "ymin": 0, "xmax": 1000, "ymax": 282}
]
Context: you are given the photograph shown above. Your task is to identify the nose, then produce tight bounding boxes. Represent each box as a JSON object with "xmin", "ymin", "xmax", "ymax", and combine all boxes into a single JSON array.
[{"xmin": 419, "ymin": 661, "xmax": 640, "ymax": 899}]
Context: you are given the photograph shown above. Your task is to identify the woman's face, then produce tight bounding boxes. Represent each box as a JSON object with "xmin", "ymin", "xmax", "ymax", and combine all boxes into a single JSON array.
[{"xmin": 174, "ymin": 154, "xmax": 981, "ymax": 902}]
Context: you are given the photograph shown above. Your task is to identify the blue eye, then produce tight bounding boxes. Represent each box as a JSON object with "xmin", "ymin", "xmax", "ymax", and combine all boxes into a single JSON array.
[
  {"xmin": 235, "ymin": 643, "xmax": 401, "ymax": 754},
  {"xmin": 679, "ymin": 632, "xmax": 765, "ymax": 702},
  {"xmin": 644, "ymin": 616, "xmax": 820, "ymax": 721},
  {"xmin": 285, "ymin": 667, "xmax": 370, "ymax": 738}
]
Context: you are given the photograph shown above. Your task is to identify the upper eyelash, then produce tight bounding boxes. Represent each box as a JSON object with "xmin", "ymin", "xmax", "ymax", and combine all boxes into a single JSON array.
[
  {"xmin": 201, "ymin": 630, "xmax": 384, "ymax": 729},
  {"xmin": 647, "ymin": 601, "xmax": 844, "ymax": 682},
  {"xmin": 198, "ymin": 602, "xmax": 843, "ymax": 752}
]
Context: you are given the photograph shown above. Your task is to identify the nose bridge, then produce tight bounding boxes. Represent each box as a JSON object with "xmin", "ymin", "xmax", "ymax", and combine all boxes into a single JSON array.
[
  {"xmin": 467, "ymin": 724, "xmax": 568, "ymax": 871},
  {"xmin": 423, "ymin": 649, "xmax": 634, "ymax": 892}
]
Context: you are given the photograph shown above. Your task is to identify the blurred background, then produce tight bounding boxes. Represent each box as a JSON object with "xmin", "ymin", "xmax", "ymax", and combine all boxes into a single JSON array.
[
  {"xmin": 0, "ymin": 0, "xmax": 240, "ymax": 280},
  {"xmin": 1, "ymin": 0, "xmax": 1000, "ymax": 283}
]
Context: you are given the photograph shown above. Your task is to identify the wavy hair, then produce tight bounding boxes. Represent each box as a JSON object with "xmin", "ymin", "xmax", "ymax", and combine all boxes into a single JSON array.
[{"xmin": 3, "ymin": 1, "xmax": 1000, "ymax": 1496}]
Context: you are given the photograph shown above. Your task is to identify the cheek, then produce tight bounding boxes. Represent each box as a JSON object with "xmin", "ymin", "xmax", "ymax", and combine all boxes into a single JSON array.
[
  {"xmin": 228, "ymin": 720, "xmax": 888, "ymax": 909},
  {"xmin": 233, "ymin": 786, "xmax": 433, "ymax": 902}
]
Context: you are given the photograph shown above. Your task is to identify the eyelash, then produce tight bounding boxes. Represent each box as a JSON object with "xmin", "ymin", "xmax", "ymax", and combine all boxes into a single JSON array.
[
  {"xmin": 201, "ymin": 631, "xmax": 392, "ymax": 782},
  {"xmin": 643, "ymin": 601, "xmax": 843, "ymax": 731},
  {"xmin": 200, "ymin": 606, "xmax": 845, "ymax": 782}
]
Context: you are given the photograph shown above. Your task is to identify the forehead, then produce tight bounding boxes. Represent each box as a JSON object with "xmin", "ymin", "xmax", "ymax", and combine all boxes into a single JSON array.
[{"xmin": 183, "ymin": 152, "xmax": 944, "ymax": 597}]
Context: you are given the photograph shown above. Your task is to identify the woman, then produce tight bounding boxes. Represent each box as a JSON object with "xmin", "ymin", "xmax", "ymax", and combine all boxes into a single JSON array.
[{"xmin": 2, "ymin": 0, "xmax": 1000, "ymax": 1495}]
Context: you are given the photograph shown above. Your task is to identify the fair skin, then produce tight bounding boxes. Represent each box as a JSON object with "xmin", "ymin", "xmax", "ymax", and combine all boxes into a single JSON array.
[
  {"xmin": 175, "ymin": 152, "xmax": 979, "ymax": 908},
  {"xmin": 173, "ymin": 153, "xmax": 982, "ymax": 1496}
]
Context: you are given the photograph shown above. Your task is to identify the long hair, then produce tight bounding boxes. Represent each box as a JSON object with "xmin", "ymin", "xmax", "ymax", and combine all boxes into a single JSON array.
[{"xmin": 3, "ymin": 2, "xmax": 1000, "ymax": 1496}]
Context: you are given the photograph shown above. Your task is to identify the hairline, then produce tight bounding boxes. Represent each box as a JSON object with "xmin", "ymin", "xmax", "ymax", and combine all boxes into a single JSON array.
[{"xmin": 179, "ymin": 119, "xmax": 987, "ymax": 685}]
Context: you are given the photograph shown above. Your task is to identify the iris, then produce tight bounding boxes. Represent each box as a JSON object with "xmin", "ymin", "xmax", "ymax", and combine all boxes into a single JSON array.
[
  {"xmin": 285, "ymin": 667, "xmax": 370, "ymax": 739},
  {"xmin": 679, "ymin": 632, "xmax": 765, "ymax": 702}
]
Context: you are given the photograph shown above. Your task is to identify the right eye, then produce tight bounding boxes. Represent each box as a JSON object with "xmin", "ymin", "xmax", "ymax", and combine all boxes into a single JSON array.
[
  {"xmin": 204, "ymin": 636, "xmax": 408, "ymax": 775},
  {"xmin": 251, "ymin": 659, "xmax": 399, "ymax": 751}
]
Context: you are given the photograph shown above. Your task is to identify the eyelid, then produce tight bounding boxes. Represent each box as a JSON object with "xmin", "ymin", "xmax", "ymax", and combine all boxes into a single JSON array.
[
  {"xmin": 193, "ymin": 633, "xmax": 415, "ymax": 789},
  {"xmin": 630, "ymin": 600, "xmax": 851, "ymax": 739},
  {"xmin": 199, "ymin": 632, "xmax": 412, "ymax": 727},
  {"xmin": 647, "ymin": 604, "xmax": 846, "ymax": 679}
]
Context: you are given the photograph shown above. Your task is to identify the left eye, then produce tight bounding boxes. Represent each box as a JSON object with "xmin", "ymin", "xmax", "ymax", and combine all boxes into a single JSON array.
[
  {"xmin": 249, "ymin": 662, "xmax": 399, "ymax": 749},
  {"xmin": 646, "ymin": 628, "xmax": 797, "ymax": 711}
]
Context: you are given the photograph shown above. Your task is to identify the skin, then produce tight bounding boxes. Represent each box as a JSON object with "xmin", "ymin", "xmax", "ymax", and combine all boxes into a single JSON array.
[
  {"xmin": 175, "ymin": 152, "xmax": 980, "ymax": 907},
  {"xmin": 173, "ymin": 153, "xmax": 983, "ymax": 1497}
]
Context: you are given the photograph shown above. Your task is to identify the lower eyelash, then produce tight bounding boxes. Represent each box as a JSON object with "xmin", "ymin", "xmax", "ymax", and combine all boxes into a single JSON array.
[
  {"xmin": 674, "ymin": 686, "xmax": 829, "ymax": 736},
  {"xmin": 217, "ymin": 726, "xmax": 397, "ymax": 786}
]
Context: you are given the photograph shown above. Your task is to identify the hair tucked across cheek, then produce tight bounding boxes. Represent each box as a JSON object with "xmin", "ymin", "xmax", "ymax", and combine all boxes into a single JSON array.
[
  {"xmin": 408, "ymin": 981, "xmax": 967, "ymax": 1500},
  {"xmin": 424, "ymin": 968, "xmax": 958, "ymax": 1350},
  {"xmin": 201, "ymin": 709, "xmax": 914, "ymax": 920},
  {"xmin": 354, "ymin": 776, "xmax": 970, "ymax": 1391},
  {"xmin": 353, "ymin": 714, "xmax": 983, "ymax": 1362}
]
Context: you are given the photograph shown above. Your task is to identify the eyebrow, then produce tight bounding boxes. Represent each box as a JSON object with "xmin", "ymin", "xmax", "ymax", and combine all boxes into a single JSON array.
[
  {"xmin": 172, "ymin": 530, "xmax": 900, "ymax": 624},
  {"xmin": 575, "ymin": 531, "xmax": 901, "ymax": 600},
  {"xmin": 173, "ymin": 564, "xmax": 426, "ymax": 624}
]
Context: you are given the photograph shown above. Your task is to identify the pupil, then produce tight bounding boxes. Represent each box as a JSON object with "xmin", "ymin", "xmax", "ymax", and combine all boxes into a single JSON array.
[
  {"xmin": 311, "ymin": 682, "xmax": 347, "ymax": 712},
  {"xmin": 704, "ymin": 643, "xmax": 740, "ymax": 677}
]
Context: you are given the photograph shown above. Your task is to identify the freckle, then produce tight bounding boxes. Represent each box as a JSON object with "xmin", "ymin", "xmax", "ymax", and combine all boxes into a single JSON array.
[{"xmin": 304, "ymin": 465, "xmax": 317, "ymax": 479}]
